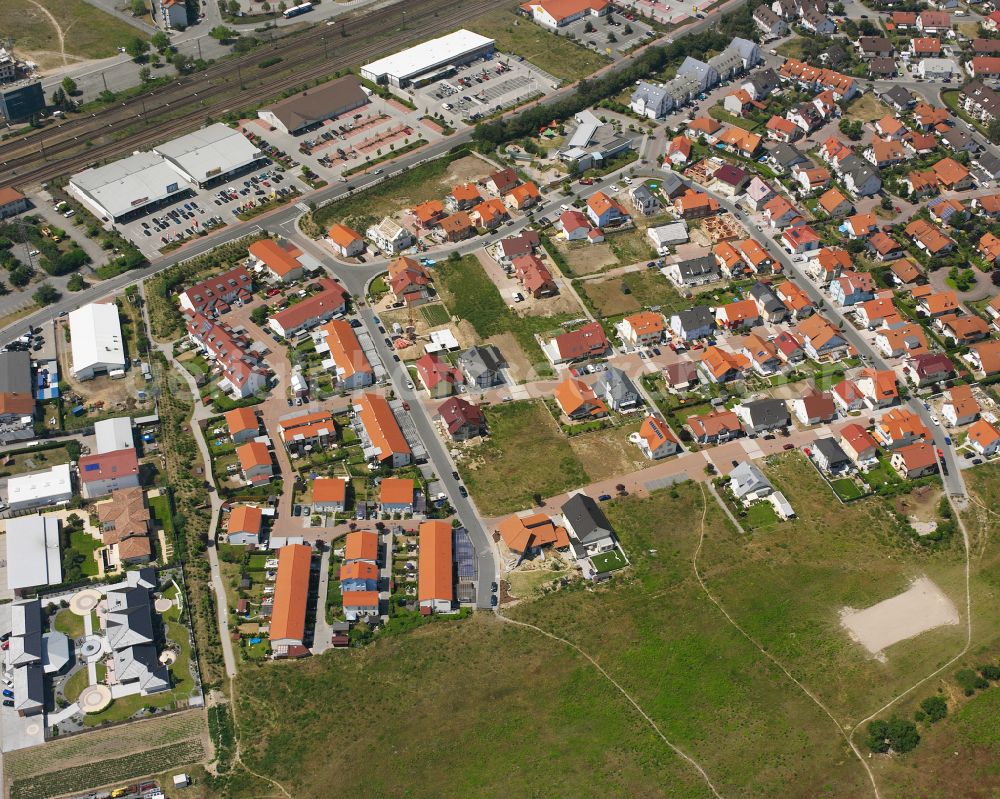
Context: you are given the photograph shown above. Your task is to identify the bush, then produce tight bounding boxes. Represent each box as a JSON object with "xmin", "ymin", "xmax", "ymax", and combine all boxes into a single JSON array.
[
  {"xmin": 919, "ymin": 695, "xmax": 947, "ymax": 723},
  {"xmin": 956, "ymin": 668, "xmax": 988, "ymax": 696},
  {"xmin": 980, "ymin": 664, "xmax": 1000, "ymax": 681}
]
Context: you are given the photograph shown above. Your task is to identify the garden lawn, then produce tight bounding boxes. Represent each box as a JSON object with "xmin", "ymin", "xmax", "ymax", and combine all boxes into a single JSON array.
[
  {"xmin": 831, "ymin": 477, "xmax": 864, "ymax": 501},
  {"xmin": 457, "ymin": 400, "xmax": 587, "ymax": 515},
  {"xmin": 68, "ymin": 529, "xmax": 101, "ymax": 577},
  {"xmin": 469, "ymin": 6, "xmax": 610, "ymax": 82},
  {"xmin": 590, "ymin": 548, "xmax": 627, "ymax": 572}
]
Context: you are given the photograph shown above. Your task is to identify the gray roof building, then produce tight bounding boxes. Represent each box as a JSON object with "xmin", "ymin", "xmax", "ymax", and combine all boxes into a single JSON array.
[
  {"xmin": 744, "ymin": 68, "xmax": 781, "ymax": 100},
  {"xmin": 457, "ymin": 345, "xmax": 505, "ymax": 387},
  {"xmin": 813, "ymin": 437, "xmax": 851, "ymax": 472},
  {"xmin": 738, "ymin": 398, "xmax": 791, "ymax": 433},
  {"xmin": 42, "ymin": 631, "xmax": 71, "ymax": 674},
  {"xmin": 12, "ymin": 663, "xmax": 43, "ymax": 716},
  {"xmin": 729, "ymin": 462, "xmax": 772, "ymax": 500},
  {"xmin": 677, "ymin": 57, "xmax": 719, "ymax": 92},
  {"xmin": 103, "ymin": 569, "xmax": 170, "ymax": 695},
  {"xmin": 561, "ymin": 493, "xmax": 614, "ymax": 547},
  {"xmin": 0, "ymin": 349, "xmax": 32, "ymax": 402},
  {"xmin": 750, "ymin": 282, "xmax": 786, "ymax": 318},
  {"xmin": 708, "ymin": 49, "xmax": 745, "ymax": 81},
  {"xmin": 728, "ymin": 37, "xmax": 763, "ymax": 67},
  {"xmin": 768, "ymin": 143, "xmax": 809, "ymax": 173},
  {"xmin": 664, "ymin": 72, "xmax": 703, "ymax": 106},
  {"xmin": 670, "ymin": 255, "xmax": 720, "ymax": 283},
  {"xmin": 881, "ymin": 85, "xmax": 914, "ymax": 111},
  {"xmin": 595, "ymin": 367, "xmax": 642, "ymax": 411},
  {"xmin": 11, "ymin": 598, "xmax": 41, "ymax": 637},
  {"xmin": 630, "ymin": 81, "xmax": 673, "ymax": 119},
  {"xmin": 975, "ymin": 151, "xmax": 1000, "ymax": 179}
]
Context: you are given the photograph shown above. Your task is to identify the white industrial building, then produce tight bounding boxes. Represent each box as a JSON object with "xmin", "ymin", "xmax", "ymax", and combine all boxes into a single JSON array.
[
  {"xmin": 67, "ymin": 152, "xmax": 187, "ymax": 223},
  {"xmin": 95, "ymin": 416, "xmax": 134, "ymax": 454},
  {"xmin": 69, "ymin": 302, "xmax": 126, "ymax": 381},
  {"xmin": 360, "ymin": 30, "xmax": 495, "ymax": 88},
  {"xmin": 153, "ymin": 123, "xmax": 266, "ymax": 188},
  {"xmin": 6, "ymin": 515, "xmax": 61, "ymax": 593},
  {"xmin": 7, "ymin": 463, "xmax": 73, "ymax": 512}
]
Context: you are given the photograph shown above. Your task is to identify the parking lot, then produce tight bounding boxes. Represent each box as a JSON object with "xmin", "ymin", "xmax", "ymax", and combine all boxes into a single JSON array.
[
  {"xmin": 404, "ymin": 53, "xmax": 559, "ymax": 126},
  {"xmin": 115, "ymin": 164, "xmax": 307, "ymax": 258},
  {"xmin": 616, "ymin": 0, "xmax": 700, "ymax": 27},
  {"xmin": 240, "ymin": 92, "xmax": 443, "ymax": 189},
  {"xmin": 556, "ymin": 10, "xmax": 657, "ymax": 58}
]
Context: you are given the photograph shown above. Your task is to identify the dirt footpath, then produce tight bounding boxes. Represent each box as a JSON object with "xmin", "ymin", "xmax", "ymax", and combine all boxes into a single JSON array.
[{"xmin": 840, "ymin": 576, "xmax": 959, "ymax": 660}]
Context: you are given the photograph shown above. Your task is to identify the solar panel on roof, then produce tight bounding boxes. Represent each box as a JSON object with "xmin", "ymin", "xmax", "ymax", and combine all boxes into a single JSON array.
[{"xmin": 453, "ymin": 529, "xmax": 476, "ymax": 579}]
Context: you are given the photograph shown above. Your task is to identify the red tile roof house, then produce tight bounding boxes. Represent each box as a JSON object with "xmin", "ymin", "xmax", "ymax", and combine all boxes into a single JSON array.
[
  {"xmin": 782, "ymin": 224, "xmax": 821, "ymax": 254},
  {"xmin": 832, "ymin": 379, "xmax": 866, "ymax": 413},
  {"xmin": 437, "ymin": 397, "xmax": 487, "ymax": 441},
  {"xmin": 79, "ymin": 448, "xmax": 141, "ymax": 500},
  {"xmin": 542, "ymin": 321, "xmax": 609, "ymax": 365},
  {"xmin": 903, "ymin": 352, "xmax": 955, "ymax": 387},
  {"xmin": 875, "ymin": 408, "xmax": 930, "ymax": 449},
  {"xmin": 935, "ymin": 313, "xmax": 990, "ymax": 346},
  {"xmin": 686, "ymin": 409, "xmax": 744, "ymax": 444},
  {"xmin": 237, "ymin": 441, "xmax": 274, "ymax": 485},
  {"xmin": 557, "ymin": 209, "xmax": 595, "ymax": 241},
  {"xmin": 379, "ymin": 476, "xmax": 415, "ymax": 514},
  {"xmin": 387, "ymin": 256, "xmax": 432, "ymax": 306},
  {"xmin": 968, "ymin": 419, "xmax": 1000, "ymax": 457},
  {"xmin": 179, "ymin": 265, "xmax": 253, "ymax": 317},
  {"xmin": 968, "ymin": 340, "xmax": 1000, "ymax": 376},
  {"xmin": 839, "ymin": 423, "xmax": 878, "ymax": 470},
  {"xmin": 792, "ymin": 389, "xmax": 836, "ymax": 425},
  {"xmin": 857, "ymin": 368, "xmax": 898, "ymax": 409},
  {"xmin": 942, "ymin": 384, "xmax": 980, "ymax": 427},
  {"xmin": 891, "ymin": 442, "xmax": 938, "ymax": 479},
  {"xmin": 512, "ymin": 255, "xmax": 558, "ymax": 298},
  {"xmin": 415, "ymin": 353, "xmax": 464, "ymax": 399},
  {"xmin": 267, "ymin": 279, "xmax": 348, "ymax": 338}
]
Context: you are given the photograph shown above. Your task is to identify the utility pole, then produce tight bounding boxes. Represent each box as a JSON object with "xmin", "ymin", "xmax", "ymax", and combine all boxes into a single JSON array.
[{"xmin": 101, "ymin": 71, "xmax": 108, "ymax": 92}]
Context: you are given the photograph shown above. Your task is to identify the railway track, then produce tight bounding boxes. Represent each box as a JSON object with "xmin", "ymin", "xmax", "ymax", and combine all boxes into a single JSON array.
[{"xmin": 0, "ymin": 0, "xmax": 500, "ymax": 189}]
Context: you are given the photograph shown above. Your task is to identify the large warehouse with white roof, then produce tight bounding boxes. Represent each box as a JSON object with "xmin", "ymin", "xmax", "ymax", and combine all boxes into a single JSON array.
[
  {"xmin": 153, "ymin": 123, "xmax": 266, "ymax": 188},
  {"xmin": 67, "ymin": 152, "xmax": 187, "ymax": 223},
  {"xmin": 360, "ymin": 29, "xmax": 495, "ymax": 88},
  {"xmin": 69, "ymin": 302, "xmax": 126, "ymax": 381},
  {"xmin": 6, "ymin": 515, "xmax": 61, "ymax": 592}
]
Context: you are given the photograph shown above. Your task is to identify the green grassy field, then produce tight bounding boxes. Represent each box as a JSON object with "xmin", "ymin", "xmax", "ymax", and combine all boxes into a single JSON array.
[
  {"xmin": 190, "ymin": 463, "xmax": 1000, "ymax": 799},
  {"xmin": 0, "ymin": 0, "xmax": 147, "ymax": 67},
  {"xmin": 419, "ymin": 303, "xmax": 451, "ymax": 327},
  {"xmin": 469, "ymin": 6, "xmax": 610, "ymax": 82},
  {"xmin": 581, "ymin": 268, "xmax": 690, "ymax": 318},
  {"xmin": 458, "ymin": 400, "xmax": 588, "ymax": 515},
  {"xmin": 434, "ymin": 253, "xmax": 576, "ymax": 376}
]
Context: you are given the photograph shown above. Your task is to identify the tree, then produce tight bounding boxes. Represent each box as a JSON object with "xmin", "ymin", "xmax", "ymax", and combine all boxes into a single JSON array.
[
  {"xmin": 33, "ymin": 283, "xmax": 60, "ymax": 306},
  {"xmin": 988, "ymin": 119, "xmax": 1000, "ymax": 146},
  {"xmin": 278, "ymin": 1, "xmax": 287, "ymax": 11},
  {"xmin": 8, "ymin": 265, "xmax": 32, "ymax": 287},
  {"xmin": 919, "ymin": 696, "xmax": 947, "ymax": 723},
  {"xmin": 867, "ymin": 716, "xmax": 920, "ymax": 753},
  {"xmin": 151, "ymin": 30, "xmax": 170, "ymax": 52},
  {"xmin": 209, "ymin": 25, "xmax": 235, "ymax": 42},
  {"xmin": 262, "ymin": 1, "xmax": 270, "ymax": 11},
  {"xmin": 880, "ymin": 195, "xmax": 893, "ymax": 211},
  {"xmin": 172, "ymin": 53, "xmax": 194, "ymax": 74},
  {"xmin": 607, "ymin": 32, "xmax": 617, "ymax": 43},
  {"xmin": 623, "ymin": 23, "xmax": 633, "ymax": 34},
  {"xmin": 67, "ymin": 274, "xmax": 86, "ymax": 292},
  {"xmin": 131, "ymin": 0, "xmax": 146, "ymax": 15},
  {"xmin": 584, "ymin": 19, "xmax": 595, "ymax": 32},
  {"xmin": 50, "ymin": 87, "xmax": 66, "ymax": 109},
  {"xmin": 227, "ymin": 0, "xmax": 240, "ymax": 14},
  {"xmin": 125, "ymin": 37, "xmax": 150, "ymax": 61},
  {"xmin": 61, "ymin": 76, "xmax": 77, "ymax": 96},
  {"xmin": 139, "ymin": 66, "xmax": 152, "ymax": 83}
]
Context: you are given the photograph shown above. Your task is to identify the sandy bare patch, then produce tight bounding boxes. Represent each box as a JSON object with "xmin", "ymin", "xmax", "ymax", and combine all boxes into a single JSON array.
[
  {"xmin": 555, "ymin": 240, "xmax": 618, "ymax": 276},
  {"xmin": 483, "ymin": 332, "xmax": 532, "ymax": 383},
  {"xmin": 841, "ymin": 577, "xmax": 959, "ymax": 660},
  {"xmin": 444, "ymin": 154, "xmax": 492, "ymax": 186}
]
